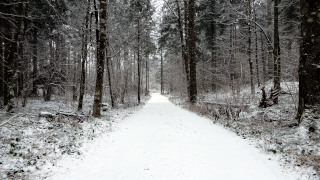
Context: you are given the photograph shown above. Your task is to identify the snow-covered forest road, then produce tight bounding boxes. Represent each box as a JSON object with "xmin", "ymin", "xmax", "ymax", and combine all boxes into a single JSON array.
[{"xmin": 48, "ymin": 94, "xmax": 298, "ymax": 180}]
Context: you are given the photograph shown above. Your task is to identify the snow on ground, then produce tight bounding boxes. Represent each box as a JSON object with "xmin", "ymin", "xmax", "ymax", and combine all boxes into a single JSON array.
[
  {"xmin": 0, "ymin": 94, "xmax": 148, "ymax": 179},
  {"xmin": 44, "ymin": 93, "xmax": 303, "ymax": 180},
  {"xmin": 169, "ymin": 81, "xmax": 319, "ymax": 179}
]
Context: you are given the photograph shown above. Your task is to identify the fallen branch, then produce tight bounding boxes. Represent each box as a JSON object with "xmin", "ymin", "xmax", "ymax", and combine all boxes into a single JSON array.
[
  {"xmin": 0, "ymin": 113, "xmax": 24, "ymax": 126},
  {"xmin": 39, "ymin": 111, "xmax": 89, "ymax": 121},
  {"xmin": 203, "ymin": 102, "xmax": 249, "ymax": 109},
  {"xmin": 39, "ymin": 111, "xmax": 56, "ymax": 118}
]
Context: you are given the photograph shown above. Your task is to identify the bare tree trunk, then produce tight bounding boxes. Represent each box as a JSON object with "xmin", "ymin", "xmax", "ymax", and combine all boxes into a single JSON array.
[
  {"xmin": 160, "ymin": 48, "xmax": 164, "ymax": 94},
  {"xmin": 188, "ymin": 0, "xmax": 197, "ymax": 103},
  {"xmin": 254, "ymin": 7, "xmax": 260, "ymax": 87},
  {"xmin": 5, "ymin": 34, "xmax": 17, "ymax": 111},
  {"xmin": 184, "ymin": 0, "xmax": 190, "ymax": 96},
  {"xmin": 210, "ymin": 0, "xmax": 216, "ymax": 92},
  {"xmin": 93, "ymin": 0, "xmax": 107, "ymax": 117},
  {"xmin": 106, "ymin": 56, "xmax": 115, "ymax": 108},
  {"xmin": 32, "ymin": 28, "xmax": 38, "ymax": 96},
  {"xmin": 17, "ymin": 2, "xmax": 25, "ymax": 97},
  {"xmin": 267, "ymin": 0, "xmax": 273, "ymax": 80},
  {"xmin": 72, "ymin": 52, "xmax": 78, "ymax": 101},
  {"xmin": 248, "ymin": 0, "xmax": 254, "ymax": 94},
  {"xmin": 273, "ymin": 0, "xmax": 281, "ymax": 104},
  {"xmin": 229, "ymin": 23, "xmax": 236, "ymax": 93},
  {"xmin": 78, "ymin": 0, "xmax": 90, "ymax": 111},
  {"xmin": 137, "ymin": 19, "xmax": 141, "ymax": 104},
  {"xmin": 145, "ymin": 59, "xmax": 148, "ymax": 96},
  {"xmin": 297, "ymin": 0, "xmax": 320, "ymax": 123},
  {"xmin": 0, "ymin": 38, "xmax": 3, "ymax": 100},
  {"xmin": 175, "ymin": 0, "xmax": 189, "ymax": 95}
]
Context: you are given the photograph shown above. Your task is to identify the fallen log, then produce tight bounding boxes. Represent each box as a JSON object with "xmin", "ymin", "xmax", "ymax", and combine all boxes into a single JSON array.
[
  {"xmin": 39, "ymin": 111, "xmax": 56, "ymax": 118},
  {"xmin": 39, "ymin": 111, "xmax": 89, "ymax": 120}
]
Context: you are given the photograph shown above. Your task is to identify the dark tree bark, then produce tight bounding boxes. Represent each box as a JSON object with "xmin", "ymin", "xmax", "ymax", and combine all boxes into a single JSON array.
[
  {"xmin": 184, "ymin": 0, "xmax": 190, "ymax": 96},
  {"xmin": 32, "ymin": 28, "xmax": 38, "ymax": 95},
  {"xmin": 0, "ymin": 38, "xmax": 3, "ymax": 100},
  {"xmin": 188, "ymin": 0, "xmax": 197, "ymax": 103},
  {"xmin": 273, "ymin": 0, "xmax": 281, "ymax": 104},
  {"xmin": 72, "ymin": 52, "xmax": 79, "ymax": 101},
  {"xmin": 175, "ymin": 0, "xmax": 189, "ymax": 95},
  {"xmin": 254, "ymin": 7, "xmax": 260, "ymax": 87},
  {"xmin": 261, "ymin": 32, "xmax": 266, "ymax": 85},
  {"xmin": 137, "ymin": 19, "xmax": 141, "ymax": 104},
  {"xmin": 210, "ymin": 0, "xmax": 216, "ymax": 92},
  {"xmin": 5, "ymin": 34, "xmax": 17, "ymax": 111},
  {"xmin": 78, "ymin": 0, "xmax": 91, "ymax": 111},
  {"xmin": 248, "ymin": 0, "xmax": 254, "ymax": 94},
  {"xmin": 297, "ymin": 0, "xmax": 320, "ymax": 123},
  {"xmin": 160, "ymin": 48, "xmax": 164, "ymax": 94},
  {"xmin": 2, "ymin": 3, "xmax": 19, "ymax": 111},
  {"xmin": 267, "ymin": 0, "xmax": 273, "ymax": 79},
  {"xmin": 106, "ymin": 56, "xmax": 115, "ymax": 108},
  {"xmin": 16, "ymin": 2, "xmax": 25, "ymax": 97},
  {"xmin": 93, "ymin": 0, "xmax": 107, "ymax": 117}
]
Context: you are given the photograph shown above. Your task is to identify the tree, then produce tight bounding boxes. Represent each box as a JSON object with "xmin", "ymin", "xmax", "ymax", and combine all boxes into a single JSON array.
[
  {"xmin": 78, "ymin": 0, "xmax": 91, "ymax": 111},
  {"xmin": 188, "ymin": 0, "xmax": 197, "ymax": 103},
  {"xmin": 210, "ymin": 0, "xmax": 217, "ymax": 92},
  {"xmin": 273, "ymin": 0, "xmax": 281, "ymax": 104},
  {"xmin": 92, "ymin": 0, "xmax": 108, "ymax": 117},
  {"xmin": 248, "ymin": 0, "xmax": 254, "ymax": 94},
  {"xmin": 297, "ymin": 0, "xmax": 320, "ymax": 123}
]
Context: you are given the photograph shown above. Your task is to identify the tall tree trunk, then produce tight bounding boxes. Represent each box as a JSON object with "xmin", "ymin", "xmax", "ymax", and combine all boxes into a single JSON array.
[
  {"xmin": 106, "ymin": 56, "xmax": 115, "ymax": 108},
  {"xmin": 92, "ymin": 0, "xmax": 107, "ymax": 117},
  {"xmin": 254, "ymin": 7, "xmax": 260, "ymax": 87},
  {"xmin": 0, "ymin": 38, "xmax": 3, "ymax": 100},
  {"xmin": 267, "ymin": 0, "xmax": 273, "ymax": 80},
  {"xmin": 261, "ymin": 32, "xmax": 266, "ymax": 86},
  {"xmin": 184, "ymin": 0, "xmax": 190, "ymax": 96},
  {"xmin": 94, "ymin": 0, "xmax": 100, "ymax": 53},
  {"xmin": 175, "ymin": 0, "xmax": 189, "ymax": 95},
  {"xmin": 5, "ymin": 33, "xmax": 18, "ymax": 111},
  {"xmin": 248, "ymin": 0, "xmax": 254, "ymax": 94},
  {"xmin": 210, "ymin": 0, "xmax": 216, "ymax": 92},
  {"xmin": 32, "ymin": 28, "xmax": 38, "ymax": 95},
  {"xmin": 3, "ymin": 3, "xmax": 20, "ymax": 111},
  {"xmin": 17, "ymin": 2, "xmax": 25, "ymax": 97},
  {"xmin": 297, "ymin": 0, "xmax": 320, "ymax": 123},
  {"xmin": 160, "ymin": 48, "xmax": 164, "ymax": 94},
  {"xmin": 137, "ymin": 19, "xmax": 141, "ymax": 104},
  {"xmin": 230, "ymin": 23, "xmax": 236, "ymax": 93},
  {"xmin": 188, "ymin": 0, "xmax": 197, "ymax": 103},
  {"xmin": 78, "ymin": 0, "xmax": 91, "ymax": 111},
  {"xmin": 145, "ymin": 59, "xmax": 148, "ymax": 96},
  {"xmin": 273, "ymin": 0, "xmax": 281, "ymax": 104},
  {"xmin": 72, "ymin": 52, "xmax": 78, "ymax": 101}
]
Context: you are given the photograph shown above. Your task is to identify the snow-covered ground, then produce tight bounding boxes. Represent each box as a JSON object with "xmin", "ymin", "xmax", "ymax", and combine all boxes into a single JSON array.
[
  {"xmin": 0, "ymin": 94, "xmax": 148, "ymax": 179},
  {"xmin": 43, "ymin": 93, "xmax": 304, "ymax": 180},
  {"xmin": 169, "ymin": 82, "xmax": 319, "ymax": 179}
]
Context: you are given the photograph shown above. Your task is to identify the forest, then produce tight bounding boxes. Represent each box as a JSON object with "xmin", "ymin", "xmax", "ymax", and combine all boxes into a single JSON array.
[{"xmin": 0, "ymin": 0, "xmax": 319, "ymax": 179}]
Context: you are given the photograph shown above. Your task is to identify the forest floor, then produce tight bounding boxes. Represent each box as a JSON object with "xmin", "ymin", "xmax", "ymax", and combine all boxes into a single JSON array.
[
  {"xmin": 169, "ymin": 81, "xmax": 319, "ymax": 179},
  {"xmin": 0, "ymin": 94, "xmax": 149, "ymax": 179},
  {"xmin": 37, "ymin": 94, "xmax": 306, "ymax": 179}
]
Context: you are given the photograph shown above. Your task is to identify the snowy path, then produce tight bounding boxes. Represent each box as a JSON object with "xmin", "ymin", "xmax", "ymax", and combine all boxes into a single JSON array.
[{"xmin": 48, "ymin": 94, "xmax": 298, "ymax": 180}]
